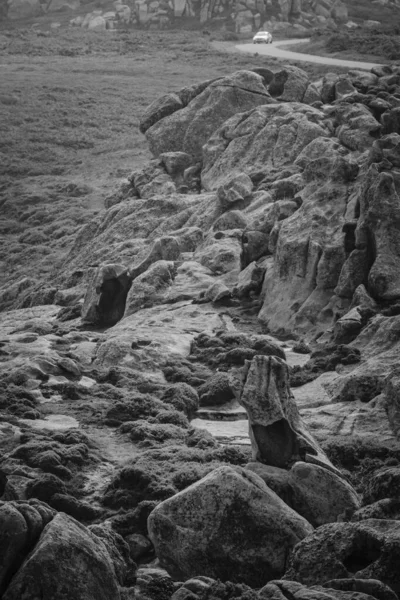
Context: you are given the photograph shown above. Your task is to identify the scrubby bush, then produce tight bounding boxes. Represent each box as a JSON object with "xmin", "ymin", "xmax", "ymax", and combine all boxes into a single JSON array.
[
  {"xmin": 102, "ymin": 443, "xmax": 250, "ymax": 509},
  {"xmin": 325, "ymin": 27, "xmax": 400, "ymax": 60},
  {"xmin": 161, "ymin": 382, "xmax": 199, "ymax": 416},
  {"xmin": 151, "ymin": 410, "xmax": 189, "ymax": 428},
  {"xmin": 119, "ymin": 420, "xmax": 187, "ymax": 446},
  {"xmin": 104, "ymin": 394, "xmax": 169, "ymax": 426}
]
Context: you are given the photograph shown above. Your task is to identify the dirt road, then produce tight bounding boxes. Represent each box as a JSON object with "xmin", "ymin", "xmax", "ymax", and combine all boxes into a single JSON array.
[{"xmin": 235, "ymin": 38, "xmax": 384, "ymax": 70}]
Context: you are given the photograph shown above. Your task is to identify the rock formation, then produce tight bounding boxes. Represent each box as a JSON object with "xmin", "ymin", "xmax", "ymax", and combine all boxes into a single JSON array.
[
  {"xmin": 148, "ymin": 466, "xmax": 313, "ymax": 586},
  {"xmin": 2, "ymin": 46, "xmax": 400, "ymax": 600},
  {"xmin": 238, "ymin": 355, "xmax": 333, "ymax": 469}
]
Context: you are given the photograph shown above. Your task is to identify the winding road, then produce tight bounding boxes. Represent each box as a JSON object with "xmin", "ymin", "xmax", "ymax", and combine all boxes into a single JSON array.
[{"xmin": 235, "ymin": 38, "xmax": 384, "ymax": 71}]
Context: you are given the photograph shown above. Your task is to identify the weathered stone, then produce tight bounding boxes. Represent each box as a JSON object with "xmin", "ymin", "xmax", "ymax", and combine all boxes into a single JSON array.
[
  {"xmin": 284, "ymin": 519, "xmax": 400, "ymax": 593},
  {"xmin": 140, "ymin": 93, "xmax": 183, "ymax": 134},
  {"xmin": 145, "ymin": 71, "xmax": 273, "ymax": 160},
  {"xmin": 303, "ymin": 83, "xmax": 322, "ymax": 105},
  {"xmin": 352, "ymin": 499, "xmax": 400, "ymax": 522},
  {"xmin": 81, "ymin": 264, "xmax": 131, "ymax": 326},
  {"xmin": 131, "ymin": 161, "xmax": 176, "ymax": 199},
  {"xmin": 160, "ymin": 151, "xmax": 193, "ymax": 176},
  {"xmin": 202, "ymin": 103, "xmax": 328, "ymax": 190},
  {"xmin": 124, "ymin": 260, "xmax": 176, "ymax": 317},
  {"xmin": 333, "ymin": 103, "xmax": 381, "ymax": 151},
  {"xmin": 268, "ymin": 66, "xmax": 309, "ymax": 102},
  {"xmin": 234, "ymin": 260, "xmax": 266, "ymax": 298},
  {"xmin": 148, "ymin": 466, "xmax": 313, "ymax": 586},
  {"xmin": 260, "ymin": 579, "xmax": 395, "ymax": 600},
  {"xmin": 239, "ymin": 355, "xmax": 338, "ymax": 472},
  {"xmin": 246, "ymin": 460, "xmax": 360, "ymax": 526},
  {"xmin": 322, "ymin": 579, "xmax": 398, "ymax": 600},
  {"xmin": 356, "ymin": 166, "xmax": 400, "ymax": 301},
  {"xmin": 125, "ymin": 533, "xmax": 153, "ymax": 560},
  {"xmin": 241, "ymin": 230, "xmax": 270, "ymax": 267},
  {"xmin": 333, "ymin": 307, "xmax": 364, "ymax": 343},
  {"xmin": 203, "ymin": 281, "xmax": 231, "ymax": 303},
  {"xmin": 364, "ymin": 467, "xmax": 400, "ymax": 504},
  {"xmin": 213, "ymin": 210, "xmax": 248, "ymax": 232},
  {"xmin": 3, "ymin": 513, "xmax": 122, "ymax": 600},
  {"xmin": 217, "ymin": 173, "xmax": 253, "ymax": 210},
  {"xmin": 335, "ymin": 78, "xmax": 357, "ymax": 100},
  {"xmin": 0, "ymin": 503, "xmax": 29, "ymax": 596},
  {"xmin": 382, "ymin": 108, "xmax": 400, "ymax": 135},
  {"xmin": 129, "ymin": 236, "xmax": 181, "ymax": 280}
]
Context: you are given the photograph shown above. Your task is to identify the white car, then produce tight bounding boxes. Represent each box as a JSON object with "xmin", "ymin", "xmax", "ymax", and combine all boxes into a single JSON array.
[{"xmin": 252, "ymin": 31, "xmax": 273, "ymax": 44}]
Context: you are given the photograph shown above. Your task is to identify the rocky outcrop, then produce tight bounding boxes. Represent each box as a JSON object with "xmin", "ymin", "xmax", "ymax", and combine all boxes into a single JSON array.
[
  {"xmin": 148, "ymin": 465, "xmax": 313, "ymax": 586},
  {"xmin": 284, "ymin": 519, "xmax": 400, "ymax": 594},
  {"xmin": 202, "ymin": 102, "xmax": 325, "ymax": 190},
  {"xmin": 144, "ymin": 71, "xmax": 275, "ymax": 161},
  {"xmin": 2, "ymin": 513, "xmax": 132, "ymax": 600},
  {"xmin": 4, "ymin": 54, "xmax": 400, "ymax": 600}
]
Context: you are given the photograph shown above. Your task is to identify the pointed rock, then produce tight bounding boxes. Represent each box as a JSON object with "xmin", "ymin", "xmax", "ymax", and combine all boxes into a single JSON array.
[{"xmin": 239, "ymin": 355, "xmax": 338, "ymax": 473}]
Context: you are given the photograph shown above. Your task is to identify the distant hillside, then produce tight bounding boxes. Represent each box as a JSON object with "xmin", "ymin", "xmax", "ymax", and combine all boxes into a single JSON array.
[
  {"xmin": 345, "ymin": 0, "xmax": 400, "ymax": 27},
  {"xmin": 3, "ymin": 0, "xmax": 400, "ymax": 33}
]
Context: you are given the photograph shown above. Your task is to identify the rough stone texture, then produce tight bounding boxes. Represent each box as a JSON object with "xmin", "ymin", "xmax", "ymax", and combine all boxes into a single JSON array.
[
  {"xmin": 124, "ymin": 260, "xmax": 176, "ymax": 317},
  {"xmin": 234, "ymin": 260, "xmax": 266, "ymax": 298},
  {"xmin": 145, "ymin": 71, "xmax": 273, "ymax": 160},
  {"xmin": 131, "ymin": 160, "xmax": 176, "ymax": 199},
  {"xmin": 247, "ymin": 460, "xmax": 360, "ymax": 527},
  {"xmin": 202, "ymin": 103, "xmax": 328, "ymax": 190},
  {"xmin": 148, "ymin": 466, "xmax": 313, "ymax": 586},
  {"xmin": 0, "ymin": 501, "xmax": 54, "ymax": 596},
  {"xmin": 260, "ymin": 579, "xmax": 398, "ymax": 600},
  {"xmin": 358, "ymin": 166, "xmax": 400, "ymax": 302},
  {"xmin": 268, "ymin": 66, "xmax": 309, "ymax": 103},
  {"xmin": 3, "ymin": 513, "xmax": 123, "ymax": 600},
  {"xmin": 217, "ymin": 173, "xmax": 253, "ymax": 210},
  {"xmin": 239, "ymin": 355, "xmax": 337, "ymax": 472},
  {"xmin": 81, "ymin": 264, "xmax": 131, "ymax": 326},
  {"xmin": 353, "ymin": 499, "xmax": 400, "ymax": 523},
  {"xmin": 258, "ymin": 134, "xmax": 358, "ymax": 336},
  {"xmin": 364, "ymin": 467, "xmax": 400, "ymax": 504},
  {"xmin": 284, "ymin": 519, "xmax": 400, "ymax": 594}
]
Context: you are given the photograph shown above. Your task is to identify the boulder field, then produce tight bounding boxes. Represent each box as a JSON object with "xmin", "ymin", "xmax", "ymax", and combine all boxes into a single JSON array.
[{"xmin": 1, "ymin": 62, "xmax": 400, "ymax": 599}]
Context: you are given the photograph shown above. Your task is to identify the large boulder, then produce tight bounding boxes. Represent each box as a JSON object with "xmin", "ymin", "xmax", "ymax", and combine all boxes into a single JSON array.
[
  {"xmin": 260, "ymin": 579, "xmax": 396, "ymax": 600},
  {"xmin": 284, "ymin": 519, "xmax": 400, "ymax": 594},
  {"xmin": 247, "ymin": 461, "xmax": 360, "ymax": 527},
  {"xmin": 201, "ymin": 103, "xmax": 329, "ymax": 190},
  {"xmin": 0, "ymin": 500, "xmax": 55, "ymax": 596},
  {"xmin": 144, "ymin": 71, "xmax": 274, "ymax": 161},
  {"xmin": 148, "ymin": 466, "xmax": 313, "ymax": 586},
  {"xmin": 3, "ymin": 513, "xmax": 124, "ymax": 600}
]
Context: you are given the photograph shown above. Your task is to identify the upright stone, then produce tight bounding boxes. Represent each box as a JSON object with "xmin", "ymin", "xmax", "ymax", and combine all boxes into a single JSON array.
[{"xmin": 239, "ymin": 355, "xmax": 338, "ymax": 473}]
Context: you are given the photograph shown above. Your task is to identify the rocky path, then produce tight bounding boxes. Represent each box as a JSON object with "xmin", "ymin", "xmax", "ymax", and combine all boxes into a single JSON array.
[{"xmin": 234, "ymin": 39, "xmax": 385, "ymax": 70}]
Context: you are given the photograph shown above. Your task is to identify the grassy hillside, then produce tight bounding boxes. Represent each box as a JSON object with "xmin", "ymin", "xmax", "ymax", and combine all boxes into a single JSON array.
[
  {"xmin": 346, "ymin": 0, "xmax": 400, "ymax": 26},
  {"xmin": 0, "ymin": 27, "xmax": 351, "ymax": 297}
]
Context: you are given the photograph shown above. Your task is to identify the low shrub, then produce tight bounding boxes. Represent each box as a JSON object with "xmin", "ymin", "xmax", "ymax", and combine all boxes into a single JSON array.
[{"xmin": 325, "ymin": 27, "xmax": 400, "ymax": 60}]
